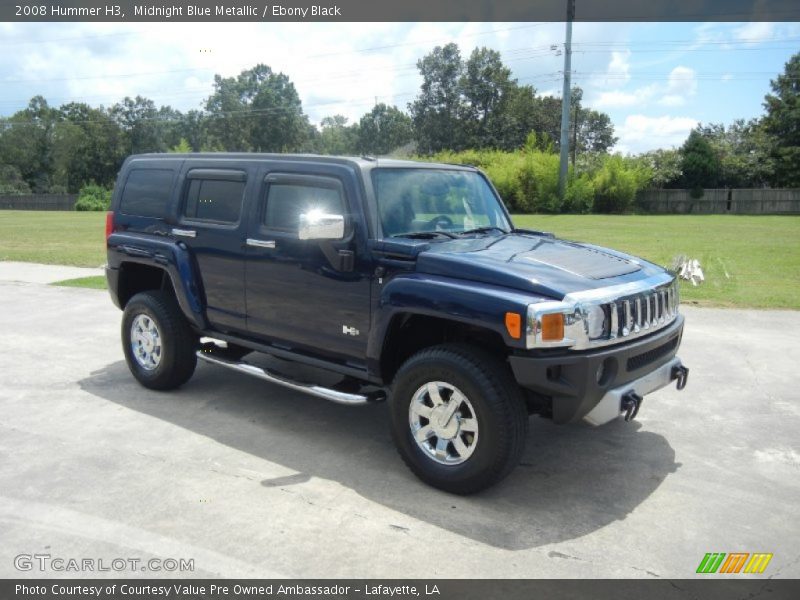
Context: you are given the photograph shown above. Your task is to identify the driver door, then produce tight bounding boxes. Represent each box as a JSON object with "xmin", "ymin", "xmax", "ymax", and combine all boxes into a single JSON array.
[{"xmin": 244, "ymin": 170, "xmax": 371, "ymax": 363}]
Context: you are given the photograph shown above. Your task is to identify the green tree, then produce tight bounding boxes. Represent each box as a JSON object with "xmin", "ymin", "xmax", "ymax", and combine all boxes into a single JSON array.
[
  {"xmin": 503, "ymin": 85, "xmax": 546, "ymax": 150},
  {"xmin": 110, "ymin": 96, "xmax": 172, "ymax": 155},
  {"xmin": 762, "ymin": 52, "xmax": 800, "ymax": 186},
  {"xmin": 409, "ymin": 43, "xmax": 465, "ymax": 153},
  {"xmin": 168, "ymin": 138, "xmax": 193, "ymax": 153},
  {"xmin": 0, "ymin": 96, "xmax": 61, "ymax": 192},
  {"xmin": 0, "ymin": 164, "xmax": 31, "ymax": 195},
  {"xmin": 697, "ymin": 120, "xmax": 774, "ymax": 187},
  {"xmin": 56, "ymin": 102, "xmax": 126, "ymax": 190},
  {"xmin": 205, "ymin": 64, "xmax": 310, "ymax": 152},
  {"xmin": 409, "ymin": 45, "xmax": 617, "ymax": 155},
  {"xmin": 177, "ymin": 110, "xmax": 208, "ymax": 151},
  {"xmin": 459, "ymin": 47, "xmax": 515, "ymax": 148},
  {"xmin": 316, "ymin": 115, "xmax": 359, "ymax": 155},
  {"xmin": 575, "ymin": 107, "xmax": 617, "ymax": 155},
  {"xmin": 680, "ymin": 129, "xmax": 720, "ymax": 193},
  {"xmin": 357, "ymin": 103, "xmax": 413, "ymax": 155},
  {"xmin": 636, "ymin": 148, "xmax": 683, "ymax": 188}
]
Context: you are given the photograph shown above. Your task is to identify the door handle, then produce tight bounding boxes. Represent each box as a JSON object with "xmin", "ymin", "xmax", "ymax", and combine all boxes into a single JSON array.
[
  {"xmin": 171, "ymin": 228, "xmax": 196, "ymax": 238},
  {"xmin": 246, "ymin": 238, "xmax": 276, "ymax": 249}
]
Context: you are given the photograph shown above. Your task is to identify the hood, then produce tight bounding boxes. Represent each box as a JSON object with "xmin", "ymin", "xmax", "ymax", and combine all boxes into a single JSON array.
[{"xmin": 414, "ymin": 233, "xmax": 661, "ymax": 299}]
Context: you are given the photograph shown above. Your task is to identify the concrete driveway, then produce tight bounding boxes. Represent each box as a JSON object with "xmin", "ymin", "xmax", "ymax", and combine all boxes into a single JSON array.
[{"xmin": 0, "ymin": 277, "xmax": 798, "ymax": 578}]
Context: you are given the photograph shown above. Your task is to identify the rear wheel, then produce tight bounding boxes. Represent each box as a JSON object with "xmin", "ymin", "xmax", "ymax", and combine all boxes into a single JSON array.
[
  {"xmin": 390, "ymin": 344, "xmax": 528, "ymax": 494},
  {"xmin": 122, "ymin": 291, "xmax": 197, "ymax": 390}
]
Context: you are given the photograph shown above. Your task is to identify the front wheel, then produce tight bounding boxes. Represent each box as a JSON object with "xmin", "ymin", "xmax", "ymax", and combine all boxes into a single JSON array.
[
  {"xmin": 122, "ymin": 291, "xmax": 197, "ymax": 390},
  {"xmin": 389, "ymin": 344, "xmax": 528, "ymax": 494}
]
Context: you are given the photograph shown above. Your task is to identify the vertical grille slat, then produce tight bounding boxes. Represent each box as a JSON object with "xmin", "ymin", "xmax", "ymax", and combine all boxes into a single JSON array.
[
  {"xmin": 609, "ymin": 301, "xmax": 618, "ymax": 339},
  {"xmin": 650, "ymin": 294, "xmax": 658, "ymax": 327},
  {"xmin": 622, "ymin": 300, "xmax": 631, "ymax": 336},
  {"xmin": 633, "ymin": 297, "xmax": 641, "ymax": 333}
]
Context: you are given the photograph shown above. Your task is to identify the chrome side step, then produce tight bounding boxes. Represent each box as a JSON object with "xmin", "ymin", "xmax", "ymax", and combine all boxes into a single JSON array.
[{"xmin": 196, "ymin": 351, "xmax": 374, "ymax": 405}]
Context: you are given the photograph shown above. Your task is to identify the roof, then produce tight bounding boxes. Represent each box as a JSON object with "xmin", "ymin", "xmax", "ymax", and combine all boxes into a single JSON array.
[{"xmin": 126, "ymin": 153, "xmax": 477, "ymax": 172}]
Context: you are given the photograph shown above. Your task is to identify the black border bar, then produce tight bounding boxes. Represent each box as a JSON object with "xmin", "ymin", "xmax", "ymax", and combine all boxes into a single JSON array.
[
  {"xmin": 3, "ymin": 0, "xmax": 800, "ymax": 22},
  {"xmin": 3, "ymin": 580, "xmax": 800, "ymax": 600}
]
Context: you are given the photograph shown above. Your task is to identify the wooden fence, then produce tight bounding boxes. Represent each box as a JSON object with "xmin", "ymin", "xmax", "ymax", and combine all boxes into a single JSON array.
[
  {"xmin": 637, "ymin": 189, "xmax": 800, "ymax": 214},
  {"xmin": 0, "ymin": 194, "xmax": 78, "ymax": 211}
]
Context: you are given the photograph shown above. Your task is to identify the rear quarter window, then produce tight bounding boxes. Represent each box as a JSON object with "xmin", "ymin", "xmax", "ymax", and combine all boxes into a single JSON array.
[{"xmin": 119, "ymin": 168, "xmax": 174, "ymax": 218}]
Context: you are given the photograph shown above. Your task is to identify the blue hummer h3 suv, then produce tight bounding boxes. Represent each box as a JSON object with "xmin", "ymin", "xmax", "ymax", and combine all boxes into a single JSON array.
[{"xmin": 106, "ymin": 153, "xmax": 689, "ymax": 493}]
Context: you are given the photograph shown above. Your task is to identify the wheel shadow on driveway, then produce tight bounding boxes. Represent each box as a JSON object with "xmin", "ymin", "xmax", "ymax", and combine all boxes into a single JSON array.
[{"xmin": 79, "ymin": 359, "xmax": 680, "ymax": 551}]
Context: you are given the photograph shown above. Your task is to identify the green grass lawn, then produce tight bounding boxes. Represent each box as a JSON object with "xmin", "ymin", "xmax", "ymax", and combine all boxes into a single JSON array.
[
  {"xmin": 513, "ymin": 214, "xmax": 800, "ymax": 309},
  {"xmin": 51, "ymin": 275, "xmax": 107, "ymax": 289},
  {"xmin": 1, "ymin": 210, "xmax": 798, "ymax": 309},
  {"xmin": 0, "ymin": 210, "xmax": 106, "ymax": 267}
]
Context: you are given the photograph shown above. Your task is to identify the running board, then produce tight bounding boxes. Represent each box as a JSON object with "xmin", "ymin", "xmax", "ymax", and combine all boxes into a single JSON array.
[{"xmin": 196, "ymin": 351, "xmax": 375, "ymax": 405}]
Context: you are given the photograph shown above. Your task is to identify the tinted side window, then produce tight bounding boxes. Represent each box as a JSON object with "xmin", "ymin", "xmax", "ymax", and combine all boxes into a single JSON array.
[
  {"xmin": 184, "ymin": 179, "xmax": 246, "ymax": 223},
  {"xmin": 264, "ymin": 184, "xmax": 344, "ymax": 232},
  {"xmin": 120, "ymin": 169, "xmax": 174, "ymax": 218}
]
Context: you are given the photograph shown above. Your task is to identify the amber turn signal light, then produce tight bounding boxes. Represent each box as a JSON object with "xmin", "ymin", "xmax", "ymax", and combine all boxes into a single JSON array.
[
  {"xmin": 540, "ymin": 313, "xmax": 565, "ymax": 342},
  {"xmin": 504, "ymin": 312, "xmax": 522, "ymax": 339}
]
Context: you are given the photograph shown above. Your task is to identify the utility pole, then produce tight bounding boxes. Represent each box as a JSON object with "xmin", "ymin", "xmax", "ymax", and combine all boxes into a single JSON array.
[
  {"xmin": 558, "ymin": 0, "xmax": 575, "ymax": 199},
  {"xmin": 571, "ymin": 98, "xmax": 579, "ymax": 166}
]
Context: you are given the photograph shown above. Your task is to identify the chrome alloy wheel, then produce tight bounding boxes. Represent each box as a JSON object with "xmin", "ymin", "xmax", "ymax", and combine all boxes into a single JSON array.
[
  {"xmin": 130, "ymin": 314, "xmax": 163, "ymax": 371},
  {"xmin": 408, "ymin": 381, "xmax": 479, "ymax": 465}
]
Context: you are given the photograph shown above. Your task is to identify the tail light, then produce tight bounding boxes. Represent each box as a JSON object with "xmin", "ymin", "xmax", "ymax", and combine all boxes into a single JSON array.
[{"xmin": 105, "ymin": 211, "xmax": 115, "ymax": 241}]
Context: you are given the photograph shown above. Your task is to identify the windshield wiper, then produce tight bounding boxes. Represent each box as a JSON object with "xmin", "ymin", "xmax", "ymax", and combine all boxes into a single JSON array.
[
  {"xmin": 457, "ymin": 226, "xmax": 509, "ymax": 236},
  {"xmin": 391, "ymin": 231, "xmax": 458, "ymax": 240}
]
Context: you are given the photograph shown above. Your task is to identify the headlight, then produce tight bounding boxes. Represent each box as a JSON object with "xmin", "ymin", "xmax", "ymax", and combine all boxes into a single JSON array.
[
  {"xmin": 526, "ymin": 301, "xmax": 604, "ymax": 348},
  {"xmin": 585, "ymin": 304, "xmax": 607, "ymax": 340}
]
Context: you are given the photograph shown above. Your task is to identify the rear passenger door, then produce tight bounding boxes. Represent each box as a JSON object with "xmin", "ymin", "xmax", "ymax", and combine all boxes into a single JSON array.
[{"xmin": 174, "ymin": 165, "xmax": 251, "ymax": 333}]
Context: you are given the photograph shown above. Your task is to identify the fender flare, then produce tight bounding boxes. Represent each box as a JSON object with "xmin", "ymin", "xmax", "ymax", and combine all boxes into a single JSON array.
[
  {"xmin": 107, "ymin": 232, "xmax": 207, "ymax": 329},
  {"xmin": 366, "ymin": 273, "xmax": 542, "ymax": 374}
]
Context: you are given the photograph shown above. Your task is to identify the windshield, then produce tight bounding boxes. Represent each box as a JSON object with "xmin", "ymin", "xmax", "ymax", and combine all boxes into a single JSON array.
[{"xmin": 372, "ymin": 168, "xmax": 511, "ymax": 238}]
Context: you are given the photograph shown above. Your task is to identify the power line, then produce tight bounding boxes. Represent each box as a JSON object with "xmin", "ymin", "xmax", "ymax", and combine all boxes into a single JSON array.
[{"xmin": 0, "ymin": 22, "xmax": 550, "ymax": 49}]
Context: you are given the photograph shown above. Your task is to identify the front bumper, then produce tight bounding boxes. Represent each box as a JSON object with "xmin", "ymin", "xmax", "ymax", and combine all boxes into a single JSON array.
[
  {"xmin": 509, "ymin": 315, "xmax": 685, "ymax": 424},
  {"xmin": 582, "ymin": 356, "xmax": 687, "ymax": 425}
]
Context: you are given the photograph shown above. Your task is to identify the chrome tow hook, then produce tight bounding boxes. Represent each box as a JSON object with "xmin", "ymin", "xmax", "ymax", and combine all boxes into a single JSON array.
[
  {"xmin": 622, "ymin": 391, "xmax": 643, "ymax": 422},
  {"xmin": 671, "ymin": 365, "xmax": 690, "ymax": 390}
]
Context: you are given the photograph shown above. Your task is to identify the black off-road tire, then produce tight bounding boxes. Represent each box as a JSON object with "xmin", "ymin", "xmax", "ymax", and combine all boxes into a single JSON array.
[
  {"xmin": 389, "ymin": 344, "xmax": 528, "ymax": 494},
  {"xmin": 122, "ymin": 291, "xmax": 198, "ymax": 390}
]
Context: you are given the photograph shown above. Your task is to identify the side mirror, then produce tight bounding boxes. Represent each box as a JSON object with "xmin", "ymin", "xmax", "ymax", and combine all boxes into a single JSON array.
[{"xmin": 298, "ymin": 211, "xmax": 345, "ymax": 240}]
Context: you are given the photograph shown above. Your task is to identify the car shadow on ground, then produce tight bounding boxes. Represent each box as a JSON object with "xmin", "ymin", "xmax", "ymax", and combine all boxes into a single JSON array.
[{"xmin": 79, "ymin": 358, "xmax": 680, "ymax": 551}]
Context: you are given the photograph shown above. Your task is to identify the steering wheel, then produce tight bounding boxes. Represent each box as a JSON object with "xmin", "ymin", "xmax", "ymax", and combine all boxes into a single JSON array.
[{"xmin": 428, "ymin": 215, "xmax": 454, "ymax": 230}]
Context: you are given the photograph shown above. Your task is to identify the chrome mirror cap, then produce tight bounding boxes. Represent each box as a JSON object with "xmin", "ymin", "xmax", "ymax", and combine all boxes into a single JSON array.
[{"xmin": 298, "ymin": 211, "xmax": 345, "ymax": 240}]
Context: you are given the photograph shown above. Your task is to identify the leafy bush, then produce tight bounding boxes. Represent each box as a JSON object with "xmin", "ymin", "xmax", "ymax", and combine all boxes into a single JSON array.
[
  {"xmin": 521, "ymin": 151, "xmax": 561, "ymax": 213},
  {"xmin": 592, "ymin": 155, "xmax": 639, "ymax": 213},
  {"xmin": 0, "ymin": 164, "xmax": 31, "ymax": 195},
  {"xmin": 564, "ymin": 174, "xmax": 595, "ymax": 213},
  {"xmin": 74, "ymin": 183, "xmax": 112, "ymax": 211},
  {"xmin": 483, "ymin": 159, "xmax": 524, "ymax": 210},
  {"xmin": 424, "ymin": 147, "xmax": 649, "ymax": 214}
]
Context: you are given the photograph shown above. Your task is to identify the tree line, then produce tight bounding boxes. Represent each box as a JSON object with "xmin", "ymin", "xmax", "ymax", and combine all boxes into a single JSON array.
[{"xmin": 0, "ymin": 45, "xmax": 798, "ymax": 202}]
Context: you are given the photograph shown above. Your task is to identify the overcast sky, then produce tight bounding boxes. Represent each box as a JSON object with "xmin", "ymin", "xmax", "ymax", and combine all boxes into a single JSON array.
[{"xmin": 0, "ymin": 21, "xmax": 797, "ymax": 154}]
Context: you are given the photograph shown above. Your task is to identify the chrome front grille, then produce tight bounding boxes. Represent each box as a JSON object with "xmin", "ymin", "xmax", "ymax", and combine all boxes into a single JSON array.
[
  {"xmin": 608, "ymin": 280, "xmax": 680, "ymax": 341},
  {"xmin": 527, "ymin": 273, "xmax": 681, "ymax": 350}
]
